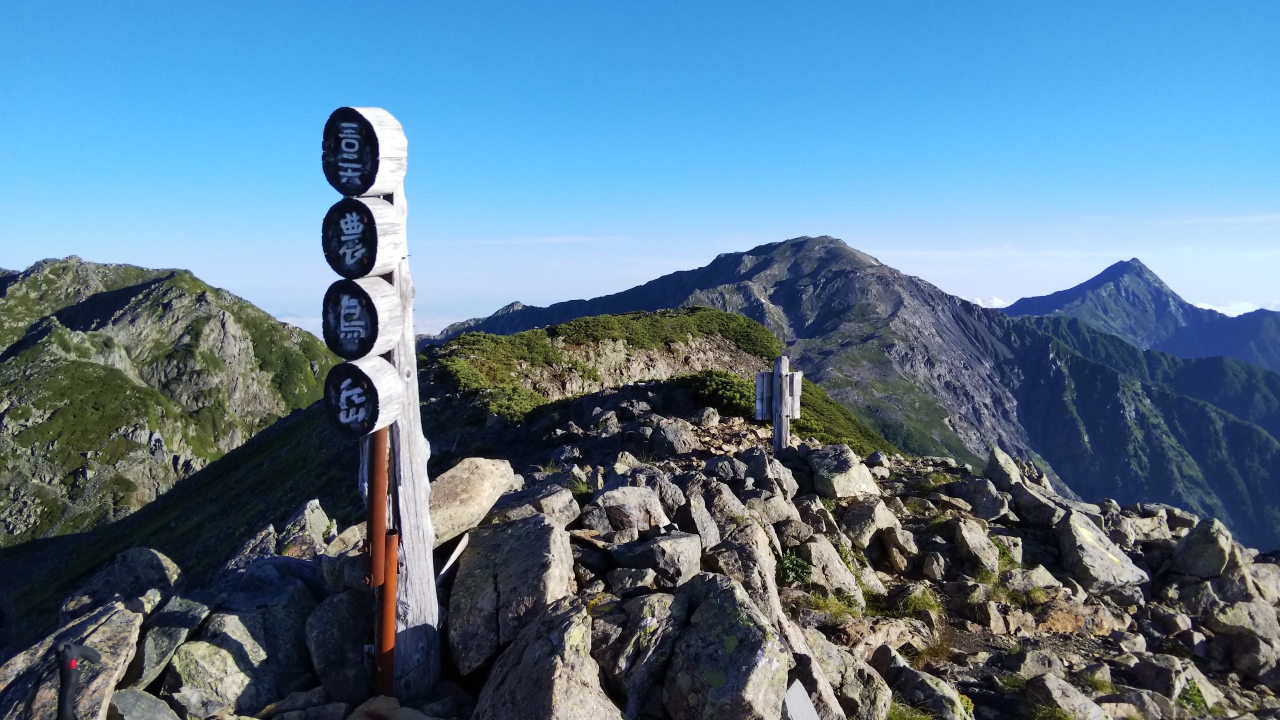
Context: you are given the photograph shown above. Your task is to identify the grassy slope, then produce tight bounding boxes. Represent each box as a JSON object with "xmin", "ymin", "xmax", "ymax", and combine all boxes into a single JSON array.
[{"xmin": 426, "ymin": 307, "xmax": 895, "ymax": 458}]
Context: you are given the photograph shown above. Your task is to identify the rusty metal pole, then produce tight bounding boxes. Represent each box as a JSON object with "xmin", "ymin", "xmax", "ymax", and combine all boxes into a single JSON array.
[
  {"xmin": 377, "ymin": 530, "xmax": 400, "ymax": 696},
  {"xmin": 368, "ymin": 427, "xmax": 389, "ymax": 587}
]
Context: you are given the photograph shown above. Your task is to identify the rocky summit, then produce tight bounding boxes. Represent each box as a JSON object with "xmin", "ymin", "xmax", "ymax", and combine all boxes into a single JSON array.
[
  {"xmin": 6, "ymin": 370, "xmax": 1280, "ymax": 720},
  {"xmin": 0, "ymin": 257, "xmax": 335, "ymax": 546}
]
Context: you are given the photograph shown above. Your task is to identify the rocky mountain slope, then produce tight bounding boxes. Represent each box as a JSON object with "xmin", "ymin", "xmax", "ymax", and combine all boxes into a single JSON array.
[
  {"xmin": 0, "ymin": 257, "xmax": 336, "ymax": 546},
  {"xmin": 6, "ymin": 371, "xmax": 1280, "ymax": 720},
  {"xmin": 1004, "ymin": 259, "xmax": 1280, "ymax": 373},
  {"xmin": 425, "ymin": 237, "xmax": 1280, "ymax": 549}
]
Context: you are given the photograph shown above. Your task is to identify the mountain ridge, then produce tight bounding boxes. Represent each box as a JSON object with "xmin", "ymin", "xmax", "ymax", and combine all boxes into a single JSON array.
[
  {"xmin": 425, "ymin": 236, "xmax": 1280, "ymax": 547},
  {"xmin": 1003, "ymin": 257, "xmax": 1280, "ymax": 372}
]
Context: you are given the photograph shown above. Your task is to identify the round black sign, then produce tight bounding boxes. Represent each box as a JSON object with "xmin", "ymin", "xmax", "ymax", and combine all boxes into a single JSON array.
[
  {"xmin": 322, "ymin": 280, "xmax": 382, "ymax": 360},
  {"xmin": 325, "ymin": 362, "xmax": 380, "ymax": 436},
  {"xmin": 322, "ymin": 107, "xmax": 380, "ymax": 197},
  {"xmin": 322, "ymin": 198, "xmax": 379, "ymax": 278}
]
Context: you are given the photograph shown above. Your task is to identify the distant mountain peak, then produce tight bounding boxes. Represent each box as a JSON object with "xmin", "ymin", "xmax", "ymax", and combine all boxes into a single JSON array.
[{"xmin": 1002, "ymin": 257, "xmax": 1215, "ymax": 349}]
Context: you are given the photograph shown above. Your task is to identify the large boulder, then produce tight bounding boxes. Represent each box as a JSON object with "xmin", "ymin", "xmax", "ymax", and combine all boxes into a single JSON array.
[
  {"xmin": 108, "ymin": 689, "xmax": 181, "ymax": 720},
  {"xmin": 432, "ymin": 457, "xmax": 520, "ymax": 546},
  {"xmin": 611, "ymin": 532, "xmax": 702, "ymax": 590},
  {"xmin": 1204, "ymin": 599, "xmax": 1280, "ymax": 642},
  {"xmin": 60, "ymin": 548, "xmax": 182, "ymax": 622},
  {"xmin": 472, "ymin": 597, "xmax": 624, "ymax": 720},
  {"xmin": 795, "ymin": 536, "xmax": 865, "ymax": 610},
  {"xmin": 1008, "ymin": 482, "xmax": 1065, "ymax": 528},
  {"xmin": 1026, "ymin": 673, "xmax": 1107, "ymax": 720},
  {"xmin": 0, "ymin": 601, "xmax": 144, "ymax": 720},
  {"xmin": 954, "ymin": 518, "xmax": 1000, "ymax": 576},
  {"xmin": 448, "ymin": 514, "xmax": 574, "ymax": 675},
  {"xmin": 164, "ymin": 579, "xmax": 317, "ymax": 718},
  {"xmin": 808, "ymin": 445, "xmax": 879, "ymax": 499},
  {"xmin": 1057, "ymin": 510, "xmax": 1148, "ymax": 593},
  {"xmin": 869, "ymin": 645, "xmax": 972, "ymax": 720},
  {"xmin": 305, "ymin": 590, "xmax": 373, "ymax": 704},
  {"xmin": 652, "ymin": 419, "xmax": 703, "ymax": 457},
  {"xmin": 1131, "ymin": 654, "xmax": 1224, "ymax": 708},
  {"xmin": 588, "ymin": 487, "xmax": 671, "ymax": 534},
  {"xmin": 277, "ymin": 499, "xmax": 331, "ymax": 560},
  {"xmin": 741, "ymin": 448, "xmax": 799, "ymax": 499},
  {"xmin": 678, "ymin": 475, "xmax": 750, "ymax": 539},
  {"xmin": 802, "ymin": 628, "xmax": 890, "ymax": 720},
  {"xmin": 591, "ymin": 593, "xmax": 690, "ymax": 718},
  {"xmin": 126, "ymin": 595, "xmax": 210, "ymax": 689},
  {"xmin": 983, "ymin": 446, "xmax": 1022, "ymax": 489},
  {"xmin": 949, "ymin": 479, "xmax": 1009, "ymax": 522},
  {"xmin": 1169, "ymin": 518, "xmax": 1234, "ymax": 579},
  {"xmin": 835, "ymin": 500, "xmax": 900, "ymax": 549},
  {"xmin": 662, "ymin": 574, "xmax": 790, "ymax": 720},
  {"xmin": 703, "ymin": 523, "xmax": 788, "ymax": 631},
  {"xmin": 484, "ymin": 483, "xmax": 580, "ymax": 529},
  {"xmin": 673, "ymin": 493, "xmax": 722, "ymax": 550}
]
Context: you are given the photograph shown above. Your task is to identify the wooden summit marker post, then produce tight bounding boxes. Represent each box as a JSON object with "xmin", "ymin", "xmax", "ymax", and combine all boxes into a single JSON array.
[
  {"xmin": 320, "ymin": 107, "xmax": 438, "ymax": 700},
  {"xmin": 756, "ymin": 356, "xmax": 802, "ymax": 456}
]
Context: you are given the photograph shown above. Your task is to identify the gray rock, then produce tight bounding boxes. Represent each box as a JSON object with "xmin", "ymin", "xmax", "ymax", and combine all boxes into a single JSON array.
[
  {"xmin": 277, "ymin": 499, "xmax": 331, "ymax": 560},
  {"xmin": 612, "ymin": 532, "xmax": 702, "ymax": 589},
  {"xmin": 128, "ymin": 595, "xmax": 211, "ymax": 689},
  {"xmin": 796, "ymin": 536, "xmax": 865, "ymax": 610},
  {"xmin": 1002, "ymin": 650, "xmax": 1064, "ymax": 678},
  {"xmin": 165, "ymin": 579, "xmax": 317, "ymax": 718},
  {"xmin": 683, "ymin": 475, "xmax": 750, "ymax": 538},
  {"xmin": 808, "ymin": 445, "xmax": 879, "ymax": 499},
  {"xmin": 1009, "ymin": 482, "xmax": 1066, "ymax": 528},
  {"xmin": 258, "ymin": 686, "xmax": 328, "ymax": 718},
  {"xmin": 448, "ymin": 514, "xmax": 574, "ymax": 675},
  {"xmin": 802, "ymin": 627, "xmax": 891, "ymax": 720},
  {"xmin": 983, "ymin": 446, "xmax": 1022, "ymax": 489},
  {"xmin": 590, "ymin": 487, "xmax": 671, "ymax": 533},
  {"xmin": 990, "ymin": 534, "xmax": 1022, "ymax": 566},
  {"xmin": 108, "ymin": 689, "xmax": 181, "ymax": 720},
  {"xmin": 1131, "ymin": 654, "xmax": 1224, "ymax": 707},
  {"xmin": 1097, "ymin": 686, "xmax": 1178, "ymax": 720},
  {"xmin": 1025, "ymin": 673, "xmax": 1107, "ymax": 720},
  {"xmin": 652, "ymin": 419, "xmax": 703, "ymax": 457},
  {"xmin": 473, "ymin": 597, "xmax": 625, "ymax": 720},
  {"xmin": 1205, "ymin": 599, "xmax": 1280, "ymax": 641},
  {"xmin": 0, "ymin": 601, "xmax": 144, "ymax": 720},
  {"xmin": 305, "ymin": 590, "xmax": 372, "ymax": 705},
  {"xmin": 592, "ymin": 593, "xmax": 690, "ymax": 718},
  {"xmin": 794, "ymin": 495, "xmax": 840, "ymax": 535},
  {"xmin": 954, "ymin": 518, "xmax": 1000, "ymax": 576},
  {"xmin": 221, "ymin": 525, "xmax": 278, "ymax": 579},
  {"xmin": 776, "ymin": 518, "xmax": 815, "ymax": 549},
  {"xmin": 922, "ymin": 552, "xmax": 946, "ymax": 582},
  {"xmin": 704, "ymin": 523, "xmax": 789, "ymax": 631},
  {"xmin": 865, "ymin": 451, "xmax": 891, "ymax": 469},
  {"xmin": 695, "ymin": 407, "xmax": 720, "ymax": 427},
  {"xmin": 673, "ymin": 493, "xmax": 722, "ymax": 550},
  {"xmin": 742, "ymin": 448, "xmax": 800, "ymax": 499},
  {"xmin": 432, "ymin": 457, "xmax": 520, "ymax": 546},
  {"xmin": 950, "ymin": 479, "xmax": 1009, "ymax": 521},
  {"xmin": 1057, "ymin": 510, "xmax": 1149, "ymax": 593},
  {"xmin": 485, "ymin": 483, "xmax": 580, "ymax": 528},
  {"xmin": 1001, "ymin": 565, "xmax": 1062, "ymax": 593},
  {"xmin": 663, "ymin": 573, "xmax": 790, "ymax": 720},
  {"xmin": 607, "ymin": 568, "xmax": 660, "ymax": 598},
  {"xmin": 869, "ymin": 645, "xmax": 972, "ymax": 720},
  {"xmin": 835, "ymin": 500, "xmax": 900, "ymax": 549},
  {"xmin": 1170, "ymin": 518, "xmax": 1234, "ymax": 579},
  {"xmin": 703, "ymin": 457, "xmax": 748, "ymax": 483},
  {"xmin": 60, "ymin": 548, "xmax": 182, "ymax": 623}
]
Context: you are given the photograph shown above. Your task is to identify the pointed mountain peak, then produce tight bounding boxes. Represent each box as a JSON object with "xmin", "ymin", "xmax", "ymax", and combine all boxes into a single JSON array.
[{"xmin": 1003, "ymin": 258, "xmax": 1212, "ymax": 349}]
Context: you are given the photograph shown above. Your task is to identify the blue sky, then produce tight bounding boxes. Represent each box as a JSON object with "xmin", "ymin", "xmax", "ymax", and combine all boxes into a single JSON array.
[{"xmin": 1, "ymin": 2, "xmax": 1277, "ymax": 334}]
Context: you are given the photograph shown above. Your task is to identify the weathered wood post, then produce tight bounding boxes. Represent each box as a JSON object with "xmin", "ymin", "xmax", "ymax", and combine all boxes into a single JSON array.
[
  {"xmin": 756, "ymin": 356, "xmax": 802, "ymax": 455},
  {"xmin": 320, "ymin": 107, "xmax": 439, "ymax": 700}
]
